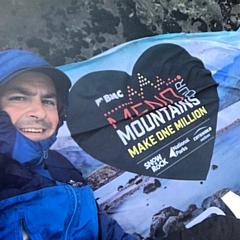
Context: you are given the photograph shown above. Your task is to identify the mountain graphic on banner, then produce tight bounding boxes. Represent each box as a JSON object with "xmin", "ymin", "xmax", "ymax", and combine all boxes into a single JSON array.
[{"xmin": 169, "ymin": 148, "xmax": 177, "ymax": 158}]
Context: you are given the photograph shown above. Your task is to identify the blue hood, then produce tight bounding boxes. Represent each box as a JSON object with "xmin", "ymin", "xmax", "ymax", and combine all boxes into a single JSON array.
[
  {"xmin": 0, "ymin": 111, "xmax": 56, "ymax": 166},
  {"xmin": 0, "ymin": 50, "xmax": 66, "ymax": 165},
  {"xmin": 0, "ymin": 49, "xmax": 71, "ymax": 125}
]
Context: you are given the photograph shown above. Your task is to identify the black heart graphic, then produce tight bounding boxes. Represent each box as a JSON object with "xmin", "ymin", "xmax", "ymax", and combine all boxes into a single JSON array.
[{"xmin": 67, "ymin": 43, "xmax": 219, "ymax": 180}]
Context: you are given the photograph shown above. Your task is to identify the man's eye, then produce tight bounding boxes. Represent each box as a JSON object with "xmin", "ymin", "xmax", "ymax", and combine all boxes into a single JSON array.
[
  {"xmin": 42, "ymin": 99, "xmax": 56, "ymax": 106},
  {"xmin": 9, "ymin": 96, "xmax": 26, "ymax": 101}
]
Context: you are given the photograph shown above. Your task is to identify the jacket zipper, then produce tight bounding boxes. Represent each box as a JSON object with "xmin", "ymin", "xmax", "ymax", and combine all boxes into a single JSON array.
[
  {"xmin": 43, "ymin": 149, "xmax": 48, "ymax": 159},
  {"xmin": 21, "ymin": 219, "xmax": 31, "ymax": 240},
  {"xmin": 64, "ymin": 185, "xmax": 78, "ymax": 240},
  {"xmin": 43, "ymin": 149, "xmax": 48, "ymax": 169}
]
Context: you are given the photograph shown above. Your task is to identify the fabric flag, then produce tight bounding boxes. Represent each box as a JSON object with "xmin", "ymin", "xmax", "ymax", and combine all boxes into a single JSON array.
[
  {"xmin": 66, "ymin": 43, "xmax": 219, "ymax": 180},
  {"xmin": 57, "ymin": 30, "xmax": 240, "ymax": 181},
  {"xmin": 55, "ymin": 29, "xmax": 240, "ymax": 238}
]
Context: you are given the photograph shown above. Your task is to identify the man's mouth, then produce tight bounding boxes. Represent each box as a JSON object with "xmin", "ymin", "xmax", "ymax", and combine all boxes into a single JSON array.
[{"xmin": 21, "ymin": 128, "xmax": 45, "ymax": 133}]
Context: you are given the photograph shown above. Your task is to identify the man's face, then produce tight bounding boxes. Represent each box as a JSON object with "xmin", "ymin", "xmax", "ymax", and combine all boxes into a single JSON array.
[{"xmin": 0, "ymin": 71, "xmax": 59, "ymax": 141}]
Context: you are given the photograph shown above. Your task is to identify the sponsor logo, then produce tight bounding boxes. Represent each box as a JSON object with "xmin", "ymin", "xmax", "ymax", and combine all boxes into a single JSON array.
[
  {"xmin": 169, "ymin": 137, "xmax": 190, "ymax": 158},
  {"xmin": 95, "ymin": 90, "xmax": 124, "ymax": 106},
  {"xmin": 193, "ymin": 126, "xmax": 212, "ymax": 142},
  {"xmin": 144, "ymin": 153, "xmax": 169, "ymax": 173}
]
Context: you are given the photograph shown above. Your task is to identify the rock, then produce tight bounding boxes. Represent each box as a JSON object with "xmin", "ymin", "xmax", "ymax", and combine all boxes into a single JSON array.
[
  {"xmin": 150, "ymin": 206, "xmax": 182, "ymax": 238},
  {"xmin": 162, "ymin": 215, "xmax": 185, "ymax": 236},
  {"xmin": 128, "ymin": 174, "xmax": 140, "ymax": 184},
  {"xmin": 117, "ymin": 185, "xmax": 124, "ymax": 191},
  {"xmin": 201, "ymin": 188, "xmax": 240, "ymax": 216},
  {"xmin": 143, "ymin": 178, "xmax": 161, "ymax": 194},
  {"xmin": 178, "ymin": 204, "xmax": 198, "ymax": 221},
  {"xmin": 86, "ymin": 165, "xmax": 123, "ymax": 190},
  {"xmin": 212, "ymin": 164, "xmax": 218, "ymax": 170},
  {"xmin": 134, "ymin": 176, "xmax": 143, "ymax": 184},
  {"xmin": 0, "ymin": 0, "xmax": 239, "ymax": 66}
]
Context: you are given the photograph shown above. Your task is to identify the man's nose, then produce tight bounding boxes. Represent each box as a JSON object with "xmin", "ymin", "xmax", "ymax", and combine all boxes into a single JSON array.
[{"xmin": 27, "ymin": 99, "xmax": 46, "ymax": 120}]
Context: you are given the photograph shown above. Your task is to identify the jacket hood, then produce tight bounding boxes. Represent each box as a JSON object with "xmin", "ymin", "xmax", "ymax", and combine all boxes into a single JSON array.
[{"xmin": 0, "ymin": 49, "xmax": 71, "ymax": 125}]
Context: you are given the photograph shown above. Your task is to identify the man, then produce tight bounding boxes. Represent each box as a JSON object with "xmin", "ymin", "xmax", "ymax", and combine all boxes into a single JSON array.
[{"xmin": 0, "ymin": 49, "xmax": 138, "ymax": 240}]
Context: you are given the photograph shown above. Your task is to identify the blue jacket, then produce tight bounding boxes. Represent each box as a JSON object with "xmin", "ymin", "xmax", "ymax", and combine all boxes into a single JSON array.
[{"xmin": 0, "ymin": 111, "xmax": 138, "ymax": 240}]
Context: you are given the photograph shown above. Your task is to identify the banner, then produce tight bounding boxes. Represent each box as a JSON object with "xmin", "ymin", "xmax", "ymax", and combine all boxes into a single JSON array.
[
  {"xmin": 54, "ymin": 30, "xmax": 240, "ymax": 238},
  {"xmin": 67, "ymin": 43, "xmax": 219, "ymax": 180}
]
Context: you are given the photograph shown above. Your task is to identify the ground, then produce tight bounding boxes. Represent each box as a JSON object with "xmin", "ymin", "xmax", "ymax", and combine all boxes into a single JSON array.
[{"xmin": 0, "ymin": 0, "xmax": 239, "ymax": 66}]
